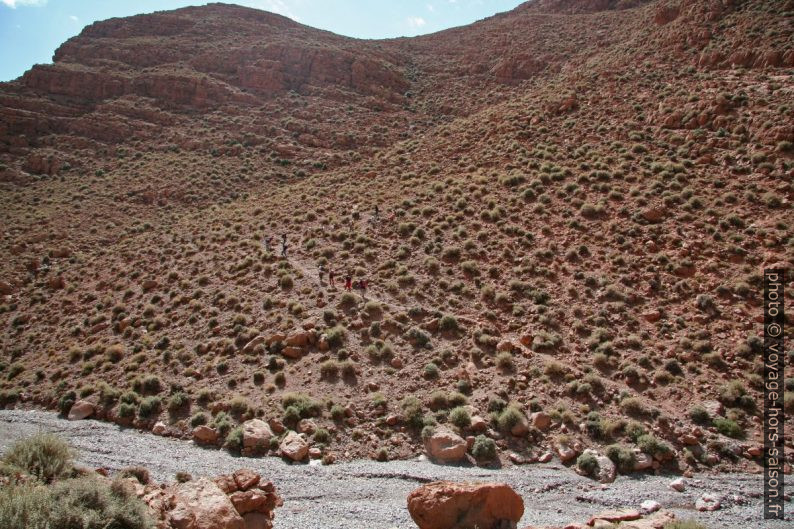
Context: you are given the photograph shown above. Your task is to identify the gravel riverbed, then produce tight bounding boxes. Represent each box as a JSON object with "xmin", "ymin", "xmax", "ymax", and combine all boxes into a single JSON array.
[{"xmin": 0, "ymin": 410, "xmax": 788, "ymax": 529}]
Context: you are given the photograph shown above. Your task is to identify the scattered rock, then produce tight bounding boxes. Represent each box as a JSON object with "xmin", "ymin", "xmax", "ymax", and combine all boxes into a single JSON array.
[
  {"xmin": 241, "ymin": 419, "xmax": 273, "ymax": 452},
  {"xmin": 67, "ymin": 400, "xmax": 95, "ymax": 420},
  {"xmin": 169, "ymin": 478, "xmax": 244, "ymax": 529},
  {"xmin": 279, "ymin": 431, "xmax": 308, "ymax": 462},
  {"xmin": 588, "ymin": 508, "xmax": 641, "ymax": 526},
  {"xmin": 407, "ymin": 481, "xmax": 524, "ymax": 529},
  {"xmin": 424, "ymin": 428, "xmax": 467, "ymax": 463},
  {"xmin": 669, "ymin": 478, "xmax": 685, "ymax": 492},
  {"xmin": 640, "ymin": 500, "xmax": 661, "ymax": 514},
  {"xmin": 193, "ymin": 425, "xmax": 219, "ymax": 445},
  {"xmin": 696, "ymin": 493, "xmax": 722, "ymax": 512},
  {"xmin": 530, "ymin": 411, "xmax": 551, "ymax": 431}
]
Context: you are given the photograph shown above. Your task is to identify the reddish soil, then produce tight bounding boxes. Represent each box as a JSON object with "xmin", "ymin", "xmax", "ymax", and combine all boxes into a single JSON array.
[{"xmin": 0, "ymin": 0, "xmax": 792, "ymax": 474}]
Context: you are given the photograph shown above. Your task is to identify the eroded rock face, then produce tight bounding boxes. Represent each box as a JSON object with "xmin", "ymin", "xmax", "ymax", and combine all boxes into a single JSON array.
[{"xmin": 407, "ymin": 481, "xmax": 524, "ymax": 529}]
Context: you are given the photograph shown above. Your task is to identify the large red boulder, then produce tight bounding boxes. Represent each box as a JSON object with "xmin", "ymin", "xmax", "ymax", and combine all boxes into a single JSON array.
[{"xmin": 407, "ymin": 481, "xmax": 524, "ymax": 529}]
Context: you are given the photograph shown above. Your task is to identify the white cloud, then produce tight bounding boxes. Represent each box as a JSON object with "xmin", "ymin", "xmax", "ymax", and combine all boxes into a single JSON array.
[
  {"xmin": 407, "ymin": 16, "xmax": 426, "ymax": 28},
  {"xmin": 426, "ymin": 3, "xmax": 435, "ymax": 12},
  {"xmin": 69, "ymin": 15, "xmax": 78, "ymax": 21},
  {"xmin": 1, "ymin": 0, "xmax": 47, "ymax": 8},
  {"xmin": 258, "ymin": 0, "xmax": 300, "ymax": 21}
]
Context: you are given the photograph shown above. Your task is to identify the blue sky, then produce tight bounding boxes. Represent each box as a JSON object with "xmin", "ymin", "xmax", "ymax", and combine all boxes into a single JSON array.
[{"xmin": 0, "ymin": 0, "xmax": 525, "ymax": 81}]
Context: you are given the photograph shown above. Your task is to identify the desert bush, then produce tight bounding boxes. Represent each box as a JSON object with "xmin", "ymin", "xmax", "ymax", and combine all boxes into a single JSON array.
[
  {"xmin": 401, "ymin": 396, "xmax": 425, "ymax": 428},
  {"xmin": 496, "ymin": 351, "xmax": 514, "ymax": 370},
  {"xmin": 637, "ymin": 434, "xmax": 671, "ymax": 458},
  {"xmin": 119, "ymin": 466, "xmax": 151, "ymax": 485},
  {"xmin": 605, "ymin": 444, "xmax": 636, "ymax": 473},
  {"xmin": 449, "ymin": 407, "xmax": 471, "ymax": 428},
  {"xmin": 281, "ymin": 393, "xmax": 320, "ymax": 418},
  {"xmin": 0, "ymin": 476, "xmax": 154, "ymax": 529},
  {"xmin": 138, "ymin": 396, "xmax": 161, "ymax": 419},
  {"xmin": 325, "ymin": 326, "xmax": 346, "ymax": 348},
  {"xmin": 224, "ymin": 427, "xmax": 244, "ymax": 452},
  {"xmin": 576, "ymin": 452, "xmax": 599, "ymax": 477},
  {"xmin": 713, "ymin": 418, "xmax": 744, "ymax": 438},
  {"xmin": 424, "ymin": 362, "xmax": 439, "ymax": 378},
  {"xmin": 497, "ymin": 406, "xmax": 524, "ymax": 432},
  {"xmin": 689, "ymin": 405, "xmax": 710, "ymax": 425},
  {"xmin": 2, "ymin": 433, "xmax": 73, "ymax": 483},
  {"xmin": 663, "ymin": 521, "xmax": 707, "ymax": 529},
  {"xmin": 471, "ymin": 435, "xmax": 496, "ymax": 460}
]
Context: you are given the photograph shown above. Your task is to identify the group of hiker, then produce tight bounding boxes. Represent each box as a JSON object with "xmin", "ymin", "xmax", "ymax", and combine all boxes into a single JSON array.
[
  {"xmin": 263, "ymin": 234, "xmax": 289, "ymax": 257},
  {"xmin": 320, "ymin": 266, "xmax": 368, "ymax": 294},
  {"xmin": 262, "ymin": 205, "xmax": 381, "ymax": 295}
]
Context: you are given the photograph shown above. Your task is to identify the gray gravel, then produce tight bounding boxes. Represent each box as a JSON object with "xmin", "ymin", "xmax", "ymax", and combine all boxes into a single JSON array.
[{"xmin": 0, "ymin": 409, "xmax": 788, "ymax": 529}]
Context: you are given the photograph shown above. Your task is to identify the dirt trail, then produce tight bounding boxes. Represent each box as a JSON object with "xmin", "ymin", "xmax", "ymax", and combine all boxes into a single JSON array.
[{"xmin": 1, "ymin": 410, "xmax": 788, "ymax": 529}]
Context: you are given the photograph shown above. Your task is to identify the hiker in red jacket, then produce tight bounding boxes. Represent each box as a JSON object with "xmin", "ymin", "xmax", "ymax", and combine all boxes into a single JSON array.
[
  {"xmin": 328, "ymin": 267, "xmax": 335, "ymax": 287},
  {"xmin": 345, "ymin": 274, "xmax": 352, "ymax": 291}
]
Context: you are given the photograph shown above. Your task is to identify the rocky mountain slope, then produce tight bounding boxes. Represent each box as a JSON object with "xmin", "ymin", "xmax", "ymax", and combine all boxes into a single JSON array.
[{"xmin": 0, "ymin": 0, "xmax": 792, "ymax": 478}]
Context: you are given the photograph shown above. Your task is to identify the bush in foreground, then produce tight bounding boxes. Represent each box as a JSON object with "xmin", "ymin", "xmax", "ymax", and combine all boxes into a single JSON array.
[
  {"xmin": 2, "ymin": 433, "xmax": 73, "ymax": 484},
  {"xmin": 0, "ymin": 477, "xmax": 154, "ymax": 529}
]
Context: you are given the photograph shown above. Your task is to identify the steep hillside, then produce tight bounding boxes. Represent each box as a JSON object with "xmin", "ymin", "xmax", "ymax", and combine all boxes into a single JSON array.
[{"xmin": 0, "ymin": 0, "xmax": 792, "ymax": 475}]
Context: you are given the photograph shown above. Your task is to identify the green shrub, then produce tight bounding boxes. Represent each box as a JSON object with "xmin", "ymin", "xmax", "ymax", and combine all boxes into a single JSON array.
[
  {"xmin": 713, "ymin": 418, "xmax": 744, "ymax": 439},
  {"xmin": 496, "ymin": 352, "xmax": 514, "ymax": 370},
  {"xmin": 118, "ymin": 403, "xmax": 136, "ymax": 418},
  {"xmin": 424, "ymin": 362, "xmax": 439, "ymax": 378},
  {"xmin": 224, "ymin": 427, "xmax": 244, "ymax": 452},
  {"xmin": 0, "ymin": 476, "xmax": 154, "ymax": 529},
  {"xmin": 497, "ymin": 406, "xmax": 524, "ymax": 432},
  {"xmin": 314, "ymin": 428, "xmax": 331, "ymax": 444},
  {"xmin": 637, "ymin": 434, "xmax": 671, "ymax": 458},
  {"xmin": 138, "ymin": 396, "xmax": 161, "ymax": 419},
  {"xmin": 325, "ymin": 326, "xmax": 346, "ymax": 348},
  {"xmin": 471, "ymin": 435, "xmax": 497, "ymax": 460},
  {"xmin": 576, "ymin": 452, "xmax": 599, "ymax": 477},
  {"xmin": 58, "ymin": 391, "xmax": 77, "ymax": 416},
  {"xmin": 167, "ymin": 392, "xmax": 189, "ymax": 413},
  {"xmin": 605, "ymin": 444, "xmax": 636, "ymax": 473},
  {"xmin": 281, "ymin": 393, "xmax": 321, "ymax": 418},
  {"xmin": 449, "ymin": 407, "xmax": 471, "ymax": 428},
  {"xmin": 689, "ymin": 405, "xmax": 711, "ymax": 425},
  {"xmin": 438, "ymin": 315, "xmax": 460, "ymax": 332},
  {"xmin": 2, "ymin": 434, "xmax": 73, "ymax": 483},
  {"xmin": 401, "ymin": 396, "xmax": 424, "ymax": 428},
  {"xmin": 190, "ymin": 412, "xmax": 208, "ymax": 427},
  {"xmin": 663, "ymin": 521, "xmax": 708, "ymax": 529},
  {"xmin": 119, "ymin": 466, "xmax": 150, "ymax": 485}
]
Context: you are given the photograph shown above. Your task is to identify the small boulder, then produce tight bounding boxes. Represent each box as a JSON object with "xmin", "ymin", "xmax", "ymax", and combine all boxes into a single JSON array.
[
  {"xmin": 669, "ymin": 478, "xmax": 686, "ymax": 492},
  {"xmin": 279, "ymin": 431, "xmax": 308, "ymax": 462},
  {"xmin": 588, "ymin": 509, "xmax": 641, "ymax": 526},
  {"xmin": 530, "ymin": 411, "xmax": 551, "ymax": 431},
  {"xmin": 407, "ymin": 481, "xmax": 524, "ymax": 529},
  {"xmin": 557, "ymin": 444, "xmax": 578, "ymax": 463},
  {"xmin": 640, "ymin": 500, "xmax": 661, "ymax": 514},
  {"xmin": 68, "ymin": 400, "xmax": 95, "ymax": 421},
  {"xmin": 153, "ymin": 422, "xmax": 167, "ymax": 436},
  {"xmin": 242, "ymin": 419, "xmax": 273, "ymax": 452},
  {"xmin": 696, "ymin": 493, "xmax": 722, "ymax": 512},
  {"xmin": 424, "ymin": 428, "xmax": 467, "ymax": 463},
  {"xmin": 169, "ymin": 478, "xmax": 244, "ymax": 529},
  {"xmin": 193, "ymin": 425, "xmax": 219, "ymax": 445},
  {"xmin": 232, "ymin": 469, "xmax": 260, "ymax": 491}
]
